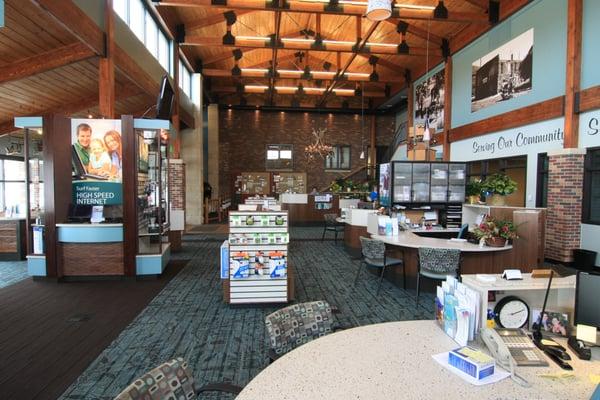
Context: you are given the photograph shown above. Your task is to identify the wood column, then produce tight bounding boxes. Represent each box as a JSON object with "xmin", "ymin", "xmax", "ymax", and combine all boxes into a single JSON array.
[
  {"xmin": 172, "ymin": 45, "xmax": 181, "ymax": 158},
  {"xmin": 121, "ymin": 115, "xmax": 137, "ymax": 276},
  {"xmin": 99, "ymin": 0, "xmax": 115, "ymax": 118},
  {"xmin": 443, "ymin": 58, "xmax": 452, "ymax": 161},
  {"xmin": 42, "ymin": 115, "xmax": 72, "ymax": 278},
  {"xmin": 563, "ymin": 0, "xmax": 583, "ymax": 148}
]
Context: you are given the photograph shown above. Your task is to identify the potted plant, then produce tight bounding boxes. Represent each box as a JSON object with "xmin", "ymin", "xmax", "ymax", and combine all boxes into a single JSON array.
[
  {"xmin": 481, "ymin": 173, "xmax": 517, "ymax": 206},
  {"xmin": 465, "ymin": 180, "xmax": 483, "ymax": 204},
  {"xmin": 473, "ymin": 216, "xmax": 519, "ymax": 247}
]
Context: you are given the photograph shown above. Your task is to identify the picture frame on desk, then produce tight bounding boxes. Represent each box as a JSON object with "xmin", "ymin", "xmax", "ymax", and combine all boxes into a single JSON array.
[{"xmin": 531, "ymin": 309, "xmax": 570, "ymax": 337}]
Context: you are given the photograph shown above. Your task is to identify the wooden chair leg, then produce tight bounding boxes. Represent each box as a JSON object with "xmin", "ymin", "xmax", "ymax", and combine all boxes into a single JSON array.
[{"xmin": 377, "ymin": 264, "xmax": 387, "ymax": 295}]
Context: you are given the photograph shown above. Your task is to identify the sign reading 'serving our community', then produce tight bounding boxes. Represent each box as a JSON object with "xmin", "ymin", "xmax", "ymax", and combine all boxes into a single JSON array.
[
  {"xmin": 580, "ymin": 110, "xmax": 600, "ymax": 149},
  {"xmin": 450, "ymin": 117, "xmax": 564, "ymax": 161}
]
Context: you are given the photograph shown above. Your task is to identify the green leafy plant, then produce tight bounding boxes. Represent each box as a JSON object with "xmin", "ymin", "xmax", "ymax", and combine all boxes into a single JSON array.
[
  {"xmin": 482, "ymin": 173, "xmax": 517, "ymax": 196},
  {"xmin": 473, "ymin": 216, "xmax": 519, "ymax": 240},
  {"xmin": 466, "ymin": 180, "xmax": 483, "ymax": 197}
]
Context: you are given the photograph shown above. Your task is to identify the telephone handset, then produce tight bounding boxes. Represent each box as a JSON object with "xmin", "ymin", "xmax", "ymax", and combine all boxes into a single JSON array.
[{"xmin": 480, "ymin": 328, "xmax": 530, "ymax": 387}]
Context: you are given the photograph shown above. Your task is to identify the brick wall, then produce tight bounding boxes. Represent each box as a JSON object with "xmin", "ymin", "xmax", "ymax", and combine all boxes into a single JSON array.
[
  {"xmin": 169, "ymin": 161, "xmax": 185, "ymax": 211},
  {"xmin": 545, "ymin": 152, "xmax": 585, "ymax": 263},
  {"xmin": 218, "ymin": 109, "xmax": 395, "ymax": 195}
]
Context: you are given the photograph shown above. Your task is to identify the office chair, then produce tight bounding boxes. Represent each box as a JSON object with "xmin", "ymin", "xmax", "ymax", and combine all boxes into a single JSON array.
[
  {"xmin": 355, "ymin": 236, "xmax": 405, "ymax": 294},
  {"xmin": 322, "ymin": 213, "xmax": 344, "ymax": 244},
  {"xmin": 113, "ymin": 357, "xmax": 242, "ymax": 399},
  {"xmin": 416, "ymin": 247, "xmax": 461, "ymax": 306}
]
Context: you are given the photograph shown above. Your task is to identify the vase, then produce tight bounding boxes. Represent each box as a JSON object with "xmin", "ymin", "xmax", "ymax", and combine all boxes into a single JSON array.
[
  {"xmin": 487, "ymin": 194, "xmax": 506, "ymax": 206},
  {"xmin": 485, "ymin": 237, "xmax": 507, "ymax": 247}
]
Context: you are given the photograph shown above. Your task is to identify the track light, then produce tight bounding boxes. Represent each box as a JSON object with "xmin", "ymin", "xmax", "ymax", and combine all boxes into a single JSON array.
[
  {"xmin": 433, "ymin": 1, "xmax": 448, "ymax": 19},
  {"xmin": 232, "ymin": 49, "xmax": 243, "ymax": 60},
  {"xmin": 369, "ymin": 71, "xmax": 379, "ymax": 82},
  {"xmin": 224, "ymin": 11, "xmax": 237, "ymax": 26},
  {"xmin": 368, "ymin": 55, "xmax": 379, "ymax": 65},
  {"xmin": 231, "ymin": 65, "xmax": 241, "ymax": 76},
  {"xmin": 323, "ymin": 61, "xmax": 332, "ymax": 71},
  {"xmin": 302, "ymin": 65, "xmax": 312, "ymax": 80},
  {"xmin": 396, "ymin": 21, "xmax": 409, "ymax": 34},
  {"xmin": 398, "ymin": 40, "xmax": 410, "ymax": 54}
]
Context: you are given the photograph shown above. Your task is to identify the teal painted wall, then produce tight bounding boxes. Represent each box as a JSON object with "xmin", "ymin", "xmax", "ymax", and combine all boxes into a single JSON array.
[
  {"xmin": 582, "ymin": 0, "xmax": 600, "ymax": 89},
  {"xmin": 451, "ymin": 0, "xmax": 567, "ymax": 128}
]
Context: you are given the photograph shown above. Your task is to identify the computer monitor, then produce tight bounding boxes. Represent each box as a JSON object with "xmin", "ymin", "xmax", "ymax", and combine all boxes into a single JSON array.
[
  {"xmin": 156, "ymin": 74, "xmax": 174, "ymax": 120},
  {"xmin": 575, "ymin": 271, "xmax": 600, "ymax": 329},
  {"xmin": 68, "ymin": 204, "xmax": 92, "ymax": 222}
]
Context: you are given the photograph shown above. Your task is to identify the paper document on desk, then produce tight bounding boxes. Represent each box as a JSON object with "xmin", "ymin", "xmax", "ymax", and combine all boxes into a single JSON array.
[{"xmin": 432, "ymin": 352, "xmax": 510, "ymax": 386}]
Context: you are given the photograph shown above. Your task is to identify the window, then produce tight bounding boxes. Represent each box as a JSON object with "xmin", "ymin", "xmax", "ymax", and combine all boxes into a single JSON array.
[
  {"xmin": 144, "ymin": 11, "xmax": 158, "ymax": 58},
  {"xmin": 178, "ymin": 59, "xmax": 193, "ymax": 98},
  {"xmin": 129, "ymin": 0, "xmax": 145, "ymax": 43},
  {"xmin": 583, "ymin": 147, "xmax": 600, "ymax": 225},
  {"xmin": 266, "ymin": 144, "xmax": 293, "ymax": 170},
  {"xmin": 158, "ymin": 31, "xmax": 170, "ymax": 72},
  {"xmin": 0, "ymin": 158, "xmax": 27, "ymax": 215},
  {"xmin": 536, "ymin": 153, "xmax": 549, "ymax": 208},
  {"xmin": 325, "ymin": 145, "xmax": 351, "ymax": 170},
  {"xmin": 113, "ymin": 0, "xmax": 128, "ymax": 21}
]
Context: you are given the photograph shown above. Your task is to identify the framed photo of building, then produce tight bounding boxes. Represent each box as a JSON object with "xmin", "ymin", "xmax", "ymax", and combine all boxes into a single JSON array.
[{"xmin": 471, "ymin": 29, "xmax": 534, "ymax": 113}]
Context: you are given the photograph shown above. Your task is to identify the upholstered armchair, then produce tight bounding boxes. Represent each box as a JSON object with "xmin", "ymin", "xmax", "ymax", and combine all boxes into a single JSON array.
[
  {"xmin": 265, "ymin": 300, "xmax": 336, "ymax": 362},
  {"xmin": 114, "ymin": 357, "xmax": 242, "ymax": 400},
  {"xmin": 416, "ymin": 247, "xmax": 461, "ymax": 306},
  {"xmin": 355, "ymin": 236, "xmax": 405, "ymax": 294}
]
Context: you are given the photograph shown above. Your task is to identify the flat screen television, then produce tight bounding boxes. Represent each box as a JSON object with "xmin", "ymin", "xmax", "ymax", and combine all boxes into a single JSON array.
[{"xmin": 156, "ymin": 74, "xmax": 174, "ymax": 120}]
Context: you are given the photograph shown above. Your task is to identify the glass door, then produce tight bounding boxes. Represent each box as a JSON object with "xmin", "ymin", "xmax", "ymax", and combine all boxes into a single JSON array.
[
  {"xmin": 412, "ymin": 163, "xmax": 431, "ymax": 202},
  {"xmin": 430, "ymin": 163, "xmax": 448, "ymax": 202},
  {"xmin": 392, "ymin": 163, "xmax": 412, "ymax": 203},
  {"xmin": 24, "ymin": 127, "xmax": 45, "ymax": 256},
  {"xmin": 448, "ymin": 163, "xmax": 467, "ymax": 202},
  {"xmin": 137, "ymin": 129, "xmax": 163, "ymax": 255}
]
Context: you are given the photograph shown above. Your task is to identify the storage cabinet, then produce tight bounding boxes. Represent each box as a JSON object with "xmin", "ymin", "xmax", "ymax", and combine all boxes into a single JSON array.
[{"xmin": 391, "ymin": 161, "xmax": 466, "ymax": 205}]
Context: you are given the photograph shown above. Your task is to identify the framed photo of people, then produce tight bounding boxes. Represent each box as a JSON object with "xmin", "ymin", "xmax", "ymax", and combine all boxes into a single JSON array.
[{"xmin": 414, "ymin": 69, "xmax": 445, "ymax": 134}]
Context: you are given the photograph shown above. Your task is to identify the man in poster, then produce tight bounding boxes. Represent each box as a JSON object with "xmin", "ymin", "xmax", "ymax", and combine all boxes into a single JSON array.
[{"xmin": 73, "ymin": 123, "xmax": 92, "ymax": 168}]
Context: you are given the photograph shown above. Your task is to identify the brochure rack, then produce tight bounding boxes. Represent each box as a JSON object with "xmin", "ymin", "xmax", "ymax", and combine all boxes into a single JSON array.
[{"xmin": 227, "ymin": 211, "xmax": 292, "ymax": 304}]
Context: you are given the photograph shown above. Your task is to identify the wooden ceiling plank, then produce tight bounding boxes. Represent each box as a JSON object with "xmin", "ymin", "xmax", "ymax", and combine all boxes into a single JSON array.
[
  {"xmin": 5, "ymin": 1, "xmax": 71, "ymax": 50},
  {"xmin": 29, "ymin": 0, "xmax": 105, "ymax": 56},
  {"xmin": 187, "ymin": 9, "xmax": 254, "ymax": 31},
  {"xmin": 156, "ymin": 0, "xmax": 490, "ymax": 24},
  {"xmin": 0, "ymin": 42, "xmax": 94, "ymax": 84},
  {"xmin": 464, "ymin": 0, "xmax": 489, "ymax": 10},
  {"xmin": 202, "ymin": 68, "xmax": 403, "ymax": 83}
]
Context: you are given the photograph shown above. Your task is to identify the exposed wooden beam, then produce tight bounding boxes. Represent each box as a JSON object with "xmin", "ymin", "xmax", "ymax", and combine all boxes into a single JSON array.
[
  {"xmin": 383, "ymin": 19, "xmax": 444, "ymax": 46},
  {"xmin": 99, "ymin": 0, "xmax": 116, "ymax": 118},
  {"xmin": 269, "ymin": 10, "xmax": 283, "ymax": 105},
  {"xmin": 202, "ymin": 68, "xmax": 403, "ymax": 83},
  {"xmin": 465, "ymin": 0, "xmax": 489, "ymax": 10},
  {"xmin": 114, "ymin": 46, "xmax": 161, "ymax": 96},
  {"xmin": 319, "ymin": 20, "xmax": 380, "ymax": 106},
  {"xmin": 356, "ymin": 54, "xmax": 405, "ymax": 74},
  {"xmin": 563, "ymin": 0, "xmax": 583, "ymax": 148},
  {"xmin": 183, "ymin": 36, "xmax": 442, "ymax": 57},
  {"xmin": 31, "ymin": 0, "xmax": 105, "ymax": 56},
  {"xmin": 0, "ymin": 83, "xmax": 143, "ymax": 135},
  {"xmin": 579, "ymin": 85, "xmax": 600, "ymax": 113},
  {"xmin": 188, "ymin": 9, "xmax": 254, "ymax": 31},
  {"xmin": 156, "ymin": 0, "xmax": 490, "ymax": 24},
  {"xmin": 212, "ymin": 85, "xmax": 386, "ymax": 97},
  {"xmin": 0, "ymin": 42, "xmax": 94, "ymax": 84}
]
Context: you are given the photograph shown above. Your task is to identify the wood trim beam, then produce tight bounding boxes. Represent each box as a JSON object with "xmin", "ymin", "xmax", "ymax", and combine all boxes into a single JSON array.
[
  {"xmin": 0, "ymin": 42, "xmax": 95, "ymax": 84},
  {"xmin": 156, "ymin": 0, "xmax": 490, "ymax": 24},
  {"xmin": 184, "ymin": 36, "xmax": 442, "ymax": 57},
  {"xmin": 563, "ymin": 0, "xmax": 583, "ymax": 148},
  {"xmin": 99, "ymin": 0, "xmax": 116, "ymax": 118},
  {"xmin": 114, "ymin": 46, "xmax": 161, "ymax": 96},
  {"xmin": 212, "ymin": 85, "xmax": 386, "ymax": 97},
  {"xmin": 465, "ymin": 0, "xmax": 489, "ymax": 10},
  {"xmin": 187, "ymin": 9, "xmax": 253, "ymax": 31},
  {"xmin": 579, "ymin": 85, "xmax": 600, "ymax": 113},
  {"xmin": 383, "ymin": 19, "xmax": 444, "ymax": 46},
  {"xmin": 202, "ymin": 68, "xmax": 404, "ymax": 83},
  {"xmin": 443, "ymin": 58, "xmax": 452, "ymax": 161},
  {"xmin": 31, "ymin": 0, "xmax": 105, "ymax": 56},
  {"xmin": 448, "ymin": 96, "xmax": 565, "ymax": 143}
]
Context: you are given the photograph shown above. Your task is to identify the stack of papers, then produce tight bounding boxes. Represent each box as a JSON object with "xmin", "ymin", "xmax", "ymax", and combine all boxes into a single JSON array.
[{"xmin": 436, "ymin": 276, "xmax": 481, "ymax": 346}]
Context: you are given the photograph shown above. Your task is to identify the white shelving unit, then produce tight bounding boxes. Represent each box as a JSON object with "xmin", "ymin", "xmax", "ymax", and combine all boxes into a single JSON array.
[{"xmin": 228, "ymin": 211, "xmax": 290, "ymax": 304}]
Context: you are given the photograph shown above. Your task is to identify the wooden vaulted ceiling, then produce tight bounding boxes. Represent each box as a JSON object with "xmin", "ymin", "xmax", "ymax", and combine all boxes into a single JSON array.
[
  {"xmin": 0, "ymin": 0, "xmax": 156, "ymax": 136},
  {"xmin": 156, "ymin": 0, "xmax": 504, "ymax": 109}
]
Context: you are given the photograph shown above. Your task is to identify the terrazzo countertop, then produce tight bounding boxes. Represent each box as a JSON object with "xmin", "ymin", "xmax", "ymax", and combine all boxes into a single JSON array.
[
  {"xmin": 372, "ymin": 232, "xmax": 512, "ymax": 252},
  {"xmin": 237, "ymin": 320, "xmax": 599, "ymax": 400}
]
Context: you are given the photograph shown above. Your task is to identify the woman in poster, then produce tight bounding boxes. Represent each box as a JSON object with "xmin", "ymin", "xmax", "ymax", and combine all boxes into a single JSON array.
[{"xmin": 104, "ymin": 130, "xmax": 122, "ymax": 178}]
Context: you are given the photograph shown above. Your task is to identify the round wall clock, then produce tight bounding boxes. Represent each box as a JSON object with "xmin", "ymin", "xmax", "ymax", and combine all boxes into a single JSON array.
[{"xmin": 494, "ymin": 296, "xmax": 530, "ymax": 329}]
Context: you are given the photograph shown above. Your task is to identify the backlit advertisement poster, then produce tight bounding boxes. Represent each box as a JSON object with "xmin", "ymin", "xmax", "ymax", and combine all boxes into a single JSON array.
[
  {"xmin": 379, "ymin": 163, "xmax": 391, "ymax": 207},
  {"xmin": 71, "ymin": 119, "xmax": 123, "ymax": 205}
]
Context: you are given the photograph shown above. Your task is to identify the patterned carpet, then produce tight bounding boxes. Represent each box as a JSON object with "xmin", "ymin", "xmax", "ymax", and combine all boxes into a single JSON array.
[
  {"xmin": 0, "ymin": 260, "xmax": 28, "ymax": 289},
  {"xmin": 60, "ymin": 230, "xmax": 434, "ymax": 399}
]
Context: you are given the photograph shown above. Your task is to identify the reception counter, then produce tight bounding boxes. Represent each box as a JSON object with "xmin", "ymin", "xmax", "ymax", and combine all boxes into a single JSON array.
[
  {"xmin": 0, "ymin": 218, "xmax": 26, "ymax": 260},
  {"xmin": 281, "ymin": 194, "xmax": 340, "ymax": 226}
]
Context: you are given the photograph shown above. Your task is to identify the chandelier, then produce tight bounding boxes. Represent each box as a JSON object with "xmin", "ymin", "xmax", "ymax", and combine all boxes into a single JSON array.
[{"xmin": 305, "ymin": 127, "xmax": 333, "ymax": 161}]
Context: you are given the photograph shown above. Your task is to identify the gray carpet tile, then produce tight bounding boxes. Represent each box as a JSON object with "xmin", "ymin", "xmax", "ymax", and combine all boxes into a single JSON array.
[
  {"xmin": 60, "ymin": 235, "xmax": 434, "ymax": 400},
  {"xmin": 0, "ymin": 260, "xmax": 28, "ymax": 289}
]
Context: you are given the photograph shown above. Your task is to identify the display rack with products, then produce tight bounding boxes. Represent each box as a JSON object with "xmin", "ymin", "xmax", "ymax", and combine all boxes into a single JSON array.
[
  {"xmin": 226, "ymin": 211, "xmax": 292, "ymax": 304},
  {"xmin": 273, "ymin": 172, "xmax": 307, "ymax": 194}
]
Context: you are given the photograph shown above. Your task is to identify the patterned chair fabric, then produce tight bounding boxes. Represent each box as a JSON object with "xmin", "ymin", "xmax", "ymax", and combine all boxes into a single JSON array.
[
  {"xmin": 418, "ymin": 247, "xmax": 461, "ymax": 275},
  {"xmin": 324, "ymin": 213, "xmax": 340, "ymax": 225},
  {"xmin": 114, "ymin": 358, "xmax": 196, "ymax": 400},
  {"xmin": 265, "ymin": 300, "xmax": 334, "ymax": 356},
  {"xmin": 360, "ymin": 236, "xmax": 386, "ymax": 260}
]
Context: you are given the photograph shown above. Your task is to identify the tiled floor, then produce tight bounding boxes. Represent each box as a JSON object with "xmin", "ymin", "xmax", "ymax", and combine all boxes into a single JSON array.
[
  {"xmin": 60, "ymin": 229, "xmax": 433, "ymax": 399},
  {"xmin": 0, "ymin": 260, "xmax": 28, "ymax": 289}
]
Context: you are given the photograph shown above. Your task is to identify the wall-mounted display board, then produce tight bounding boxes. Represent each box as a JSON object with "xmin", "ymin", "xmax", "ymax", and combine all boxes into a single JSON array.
[
  {"xmin": 235, "ymin": 172, "xmax": 271, "ymax": 195},
  {"xmin": 273, "ymin": 172, "xmax": 306, "ymax": 194}
]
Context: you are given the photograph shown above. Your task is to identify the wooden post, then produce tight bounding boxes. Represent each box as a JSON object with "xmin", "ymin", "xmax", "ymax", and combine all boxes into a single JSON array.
[
  {"xmin": 443, "ymin": 58, "xmax": 452, "ymax": 161},
  {"xmin": 121, "ymin": 115, "xmax": 137, "ymax": 276},
  {"xmin": 99, "ymin": 0, "xmax": 115, "ymax": 118},
  {"xmin": 563, "ymin": 0, "xmax": 583, "ymax": 148},
  {"xmin": 172, "ymin": 44, "xmax": 181, "ymax": 158}
]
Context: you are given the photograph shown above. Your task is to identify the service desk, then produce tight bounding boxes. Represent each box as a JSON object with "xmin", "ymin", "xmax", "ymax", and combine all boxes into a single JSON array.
[
  {"xmin": 281, "ymin": 194, "xmax": 340, "ymax": 226},
  {"xmin": 237, "ymin": 320, "xmax": 599, "ymax": 400},
  {"xmin": 372, "ymin": 231, "xmax": 511, "ymax": 290},
  {"xmin": 337, "ymin": 209, "xmax": 378, "ymax": 256}
]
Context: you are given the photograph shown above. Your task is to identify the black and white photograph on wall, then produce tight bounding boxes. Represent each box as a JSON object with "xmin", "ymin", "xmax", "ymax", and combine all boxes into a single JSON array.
[
  {"xmin": 414, "ymin": 69, "xmax": 445, "ymax": 134},
  {"xmin": 471, "ymin": 28, "xmax": 534, "ymax": 113}
]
